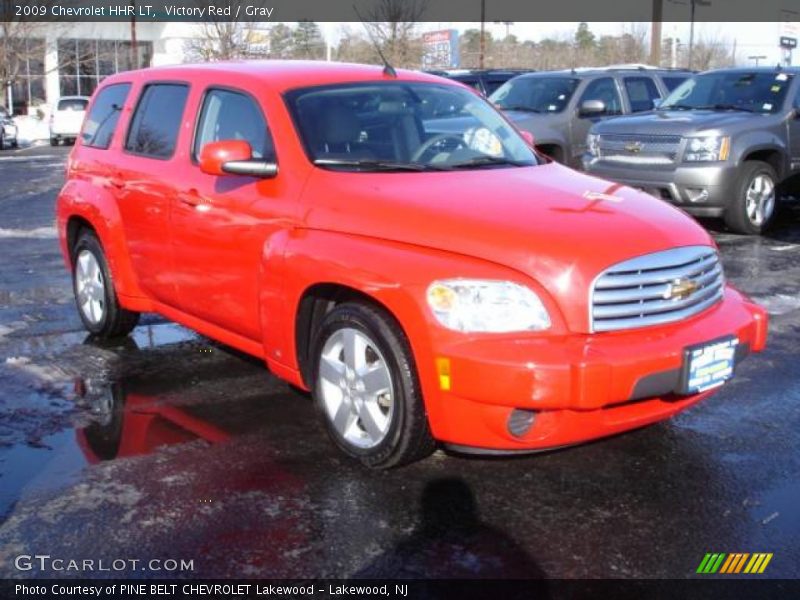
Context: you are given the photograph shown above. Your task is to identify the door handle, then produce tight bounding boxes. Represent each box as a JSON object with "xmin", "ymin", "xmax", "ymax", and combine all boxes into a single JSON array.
[{"xmin": 178, "ymin": 188, "xmax": 210, "ymax": 211}]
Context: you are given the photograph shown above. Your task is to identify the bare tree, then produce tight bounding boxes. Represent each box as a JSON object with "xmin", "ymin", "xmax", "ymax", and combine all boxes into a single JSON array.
[
  {"xmin": 183, "ymin": 22, "xmax": 256, "ymax": 62},
  {"xmin": 360, "ymin": 0, "xmax": 428, "ymax": 68}
]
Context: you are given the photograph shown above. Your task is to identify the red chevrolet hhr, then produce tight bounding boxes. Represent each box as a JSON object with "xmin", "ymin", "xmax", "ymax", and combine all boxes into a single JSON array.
[{"xmin": 57, "ymin": 61, "xmax": 768, "ymax": 467}]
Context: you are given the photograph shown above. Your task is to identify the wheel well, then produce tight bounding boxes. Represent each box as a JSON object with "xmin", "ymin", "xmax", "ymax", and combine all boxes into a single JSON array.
[
  {"xmin": 536, "ymin": 143, "xmax": 564, "ymax": 163},
  {"xmin": 66, "ymin": 216, "xmax": 95, "ymax": 261},
  {"xmin": 294, "ymin": 283, "xmax": 394, "ymax": 387},
  {"xmin": 743, "ymin": 149, "xmax": 784, "ymax": 180}
]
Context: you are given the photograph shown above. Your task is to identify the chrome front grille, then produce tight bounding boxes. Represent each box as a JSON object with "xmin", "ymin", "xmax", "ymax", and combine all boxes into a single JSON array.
[
  {"xmin": 591, "ymin": 246, "xmax": 724, "ymax": 332},
  {"xmin": 597, "ymin": 133, "xmax": 682, "ymax": 165}
]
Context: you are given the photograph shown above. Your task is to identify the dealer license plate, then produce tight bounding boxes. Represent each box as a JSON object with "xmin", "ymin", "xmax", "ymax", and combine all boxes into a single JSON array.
[{"xmin": 681, "ymin": 337, "xmax": 738, "ymax": 394}]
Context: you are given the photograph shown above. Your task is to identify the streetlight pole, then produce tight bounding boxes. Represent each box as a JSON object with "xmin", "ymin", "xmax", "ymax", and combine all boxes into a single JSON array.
[{"xmin": 479, "ymin": 0, "xmax": 486, "ymax": 69}]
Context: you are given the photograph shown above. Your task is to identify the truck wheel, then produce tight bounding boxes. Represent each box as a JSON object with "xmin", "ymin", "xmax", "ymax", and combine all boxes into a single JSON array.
[
  {"xmin": 0, "ymin": 130, "xmax": 5, "ymax": 150},
  {"xmin": 50, "ymin": 137, "xmax": 58, "ymax": 146},
  {"xmin": 72, "ymin": 231, "xmax": 140, "ymax": 338},
  {"xmin": 725, "ymin": 161, "xmax": 778, "ymax": 235},
  {"xmin": 311, "ymin": 302, "xmax": 435, "ymax": 469}
]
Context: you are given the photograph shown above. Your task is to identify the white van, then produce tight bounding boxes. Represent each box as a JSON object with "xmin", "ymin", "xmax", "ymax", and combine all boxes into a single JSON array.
[{"xmin": 50, "ymin": 96, "xmax": 90, "ymax": 146}]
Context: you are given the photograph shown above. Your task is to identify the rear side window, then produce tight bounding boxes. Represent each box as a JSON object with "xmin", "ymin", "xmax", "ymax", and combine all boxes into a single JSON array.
[
  {"xmin": 125, "ymin": 83, "xmax": 189, "ymax": 159},
  {"xmin": 193, "ymin": 88, "xmax": 275, "ymax": 161},
  {"xmin": 58, "ymin": 98, "xmax": 88, "ymax": 111},
  {"xmin": 624, "ymin": 76, "xmax": 661, "ymax": 112},
  {"xmin": 662, "ymin": 76, "xmax": 688, "ymax": 92},
  {"xmin": 81, "ymin": 84, "xmax": 131, "ymax": 149}
]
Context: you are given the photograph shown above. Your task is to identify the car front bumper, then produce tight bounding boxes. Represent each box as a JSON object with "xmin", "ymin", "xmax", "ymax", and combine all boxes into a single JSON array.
[
  {"xmin": 582, "ymin": 157, "xmax": 739, "ymax": 217},
  {"xmin": 425, "ymin": 286, "xmax": 767, "ymax": 453}
]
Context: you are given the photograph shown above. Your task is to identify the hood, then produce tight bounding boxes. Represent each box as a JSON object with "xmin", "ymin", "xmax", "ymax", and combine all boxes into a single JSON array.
[
  {"xmin": 302, "ymin": 163, "xmax": 713, "ymax": 332},
  {"xmin": 592, "ymin": 109, "xmax": 765, "ymax": 136}
]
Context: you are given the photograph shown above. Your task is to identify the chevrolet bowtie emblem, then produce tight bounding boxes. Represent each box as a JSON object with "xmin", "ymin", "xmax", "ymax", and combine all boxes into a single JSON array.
[
  {"xmin": 664, "ymin": 278, "xmax": 698, "ymax": 300},
  {"xmin": 625, "ymin": 141, "xmax": 643, "ymax": 153}
]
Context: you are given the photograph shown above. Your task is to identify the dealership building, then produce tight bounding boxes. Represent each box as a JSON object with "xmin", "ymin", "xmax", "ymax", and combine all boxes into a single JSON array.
[{"xmin": 7, "ymin": 22, "xmax": 261, "ymax": 114}]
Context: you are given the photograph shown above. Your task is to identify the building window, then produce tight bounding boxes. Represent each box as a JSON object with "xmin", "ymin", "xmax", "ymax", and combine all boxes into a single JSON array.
[
  {"xmin": 10, "ymin": 38, "xmax": 46, "ymax": 113},
  {"xmin": 58, "ymin": 39, "xmax": 153, "ymax": 98}
]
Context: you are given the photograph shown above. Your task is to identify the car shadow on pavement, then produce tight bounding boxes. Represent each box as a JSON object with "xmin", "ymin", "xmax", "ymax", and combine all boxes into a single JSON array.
[{"xmin": 353, "ymin": 477, "xmax": 547, "ymax": 583}]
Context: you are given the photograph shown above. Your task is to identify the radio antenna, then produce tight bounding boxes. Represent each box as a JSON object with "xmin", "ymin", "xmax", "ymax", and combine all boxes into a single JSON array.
[{"xmin": 353, "ymin": 4, "xmax": 397, "ymax": 78}]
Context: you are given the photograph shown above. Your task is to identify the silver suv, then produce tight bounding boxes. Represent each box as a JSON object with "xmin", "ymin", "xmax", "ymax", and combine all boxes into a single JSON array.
[
  {"xmin": 489, "ymin": 66, "xmax": 691, "ymax": 168},
  {"xmin": 583, "ymin": 67, "xmax": 800, "ymax": 235}
]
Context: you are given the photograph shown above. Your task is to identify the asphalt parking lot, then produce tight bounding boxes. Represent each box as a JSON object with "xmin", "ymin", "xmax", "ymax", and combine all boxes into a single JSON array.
[{"xmin": 0, "ymin": 143, "xmax": 799, "ymax": 579}]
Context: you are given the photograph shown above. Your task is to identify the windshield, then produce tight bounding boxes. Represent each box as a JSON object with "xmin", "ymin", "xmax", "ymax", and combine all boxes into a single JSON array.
[
  {"xmin": 285, "ymin": 82, "xmax": 537, "ymax": 172},
  {"xmin": 58, "ymin": 98, "xmax": 89, "ymax": 111},
  {"xmin": 489, "ymin": 76, "xmax": 580, "ymax": 113},
  {"xmin": 659, "ymin": 71, "xmax": 794, "ymax": 114}
]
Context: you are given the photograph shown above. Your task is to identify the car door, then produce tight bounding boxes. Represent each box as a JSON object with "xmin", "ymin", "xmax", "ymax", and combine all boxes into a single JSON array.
[
  {"xmin": 570, "ymin": 76, "xmax": 623, "ymax": 166},
  {"xmin": 791, "ymin": 83, "xmax": 800, "ymax": 172},
  {"xmin": 622, "ymin": 76, "xmax": 662, "ymax": 113},
  {"xmin": 169, "ymin": 86, "xmax": 282, "ymax": 341},
  {"xmin": 114, "ymin": 82, "xmax": 190, "ymax": 306}
]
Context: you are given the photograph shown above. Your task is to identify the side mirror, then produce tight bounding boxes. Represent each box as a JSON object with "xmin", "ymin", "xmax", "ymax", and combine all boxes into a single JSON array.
[
  {"xmin": 579, "ymin": 99, "xmax": 606, "ymax": 116},
  {"xmin": 520, "ymin": 130, "xmax": 535, "ymax": 147},
  {"xmin": 199, "ymin": 140, "xmax": 278, "ymax": 178}
]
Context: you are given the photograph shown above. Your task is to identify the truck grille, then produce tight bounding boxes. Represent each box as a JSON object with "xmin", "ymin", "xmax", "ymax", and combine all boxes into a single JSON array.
[
  {"xmin": 591, "ymin": 246, "xmax": 724, "ymax": 332},
  {"xmin": 597, "ymin": 133, "xmax": 682, "ymax": 165}
]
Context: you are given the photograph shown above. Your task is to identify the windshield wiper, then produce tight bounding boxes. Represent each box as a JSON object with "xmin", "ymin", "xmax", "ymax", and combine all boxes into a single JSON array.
[
  {"xmin": 313, "ymin": 158, "xmax": 436, "ymax": 172},
  {"xmin": 447, "ymin": 156, "xmax": 530, "ymax": 169},
  {"xmin": 695, "ymin": 103, "xmax": 755, "ymax": 112},
  {"xmin": 498, "ymin": 105, "xmax": 542, "ymax": 113},
  {"xmin": 658, "ymin": 103, "xmax": 697, "ymax": 111}
]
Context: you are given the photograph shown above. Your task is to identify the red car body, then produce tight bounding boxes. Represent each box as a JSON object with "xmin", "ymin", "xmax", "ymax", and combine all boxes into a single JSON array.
[{"xmin": 57, "ymin": 61, "xmax": 767, "ymax": 456}]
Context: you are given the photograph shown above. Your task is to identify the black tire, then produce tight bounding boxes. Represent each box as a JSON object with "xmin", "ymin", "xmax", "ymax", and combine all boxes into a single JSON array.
[
  {"xmin": 10, "ymin": 139, "xmax": 18, "ymax": 148},
  {"xmin": 72, "ymin": 230, "xmax": 140, "ymax": 338},
  {"xmin": 310, "ymin": 302, "xmax": 435, "ymax": 469},
  {"xmin": 50, "ymin": 137, "xmax": 58, "ymax": 146},
  {"xmin": 0, "ymin": 131, "xmax": 5, "ymax": 150},
  {"xmin": 724, "ymin": 161, "xmax": 779, "ymax": 235}
]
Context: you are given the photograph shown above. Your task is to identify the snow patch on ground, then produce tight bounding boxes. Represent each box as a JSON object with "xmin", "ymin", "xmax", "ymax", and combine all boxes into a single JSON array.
[
  {"xmin": 13, "ymin": 115, "xmax": 50, "ymax": 144},
  {"xmin": 0, "ymin": 226, "xmax": 58, "ymax": 239},
  {"xmin": 751, "ymin": 293, "xmax": 800, "ymax": 315}
]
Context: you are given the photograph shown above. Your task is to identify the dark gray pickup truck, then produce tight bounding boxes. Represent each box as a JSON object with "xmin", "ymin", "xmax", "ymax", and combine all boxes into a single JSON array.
[{"xmin": 583, "ymin": 67, "xmax": 800, "ymax": 234}]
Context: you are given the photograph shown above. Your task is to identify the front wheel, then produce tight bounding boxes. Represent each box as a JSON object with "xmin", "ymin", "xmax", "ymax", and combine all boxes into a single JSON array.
[
  {"xmin": 72, "ymin": 231, "xmax": 140, "ymax": 338},
  {"xmin": 311, "ymin": 302, "xmax": 435, "ymax": 469},
  {"xmin": 724, "ymin": 161, "xmax": 778, "ymax": 235}
]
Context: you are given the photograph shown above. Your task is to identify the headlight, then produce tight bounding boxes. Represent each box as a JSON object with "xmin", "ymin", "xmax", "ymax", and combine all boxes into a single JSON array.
[
  {"xmin": 684, "ymin": 136, "xmax": 730, "ymax": 162},
  {"xmin": 426, "ymin": 279, "xmax": 551, "ymax": 333},
  {"xmin": 587, "ymin": 133, "xmax": 600, "ymax": 156}
]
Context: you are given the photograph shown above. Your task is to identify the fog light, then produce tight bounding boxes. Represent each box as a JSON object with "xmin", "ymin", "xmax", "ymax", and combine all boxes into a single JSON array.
[
  {"xmin": 507, "ymin": 408, "xmax": 537, "ymax": 437},
  {"xmin": 686, "ymin": 188, "xmax": 709, "ymax": 203}
]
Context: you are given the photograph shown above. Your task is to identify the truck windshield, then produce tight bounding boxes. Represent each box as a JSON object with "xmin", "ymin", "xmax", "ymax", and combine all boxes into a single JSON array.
[
  {"xmin": 489, "ymin": 77, "xmax": 580, "ymax": 113},
  {"xmin": 285, "ymin": 82, "xmax": 537, "ymax": 172},
  {"xmin": 659, "ymin": 71, "xmax": 793, "ymax": 114}
]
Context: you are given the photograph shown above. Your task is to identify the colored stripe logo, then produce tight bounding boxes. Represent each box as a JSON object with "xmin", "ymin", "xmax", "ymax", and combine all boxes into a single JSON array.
[{"xmin": 697, "ymin": 552, "xmax": 773, "ymax": 574}]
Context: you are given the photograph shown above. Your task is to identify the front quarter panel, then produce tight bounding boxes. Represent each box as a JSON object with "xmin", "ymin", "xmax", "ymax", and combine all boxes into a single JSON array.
[{"xmin": 260, "ymin": 229, "xmax": 568, "ymax": 441}]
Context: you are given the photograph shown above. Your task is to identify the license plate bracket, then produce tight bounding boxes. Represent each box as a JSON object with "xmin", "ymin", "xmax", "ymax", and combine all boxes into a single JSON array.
[{"xmin": 678, "ymin": 336, "xmax": 738, "ymax": 395}]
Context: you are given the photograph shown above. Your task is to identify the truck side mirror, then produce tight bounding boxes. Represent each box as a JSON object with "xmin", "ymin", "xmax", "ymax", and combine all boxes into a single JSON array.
[{"xmin": 579, "ymin": 99, "xmax": 606, "ymax": 116}]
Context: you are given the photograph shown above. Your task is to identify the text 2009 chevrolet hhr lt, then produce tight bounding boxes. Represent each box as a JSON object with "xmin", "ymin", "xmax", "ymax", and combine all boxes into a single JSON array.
[{"xmin": 57, "ymin": 62, "xmax": 768, "ymax": 467}]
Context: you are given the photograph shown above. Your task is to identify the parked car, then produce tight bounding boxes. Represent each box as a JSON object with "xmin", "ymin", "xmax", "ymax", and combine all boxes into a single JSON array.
[
  {"xmin": 50, "ymin": 96, "xmax": 90, "ymax": 145},
  {"xmin": 487, "ymin": 67, "xmax": 692, "ymax": 168},
  {"xmin": 583, "ymin": 67, "xmax": 800, "ymax": 235},
  {"xmin": 0, "ymin": 106, "xmax": 18, "ymax": 150},
  {"xmin": 426, "ymin": 69, "xmax": 534, "ymax": 97},
  {"xmin": 57, "ymin": 61, "xmax": 767, "ymax": 468}
]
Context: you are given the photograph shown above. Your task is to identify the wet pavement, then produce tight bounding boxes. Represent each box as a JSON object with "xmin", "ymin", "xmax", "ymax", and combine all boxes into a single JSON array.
[{"xmin": 0, "ymin": 145, "xmax": 799, "ymax": 579}]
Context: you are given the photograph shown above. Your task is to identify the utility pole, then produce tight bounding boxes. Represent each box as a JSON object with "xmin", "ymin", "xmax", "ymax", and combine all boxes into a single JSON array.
[
  {"xmin": 130, "ymin": 0, "xmax": 138, "ymax": 68},
  {"xmin": 650, "ymin": 0, "xmax": 663, "ymax": 66},
  {"xmin": 687, "ymin": 0, "xmax": 712, "ymax": 70},
  {"xmin": 479, "ymin": 0, "xmax": 486, "ymax": 69}
]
